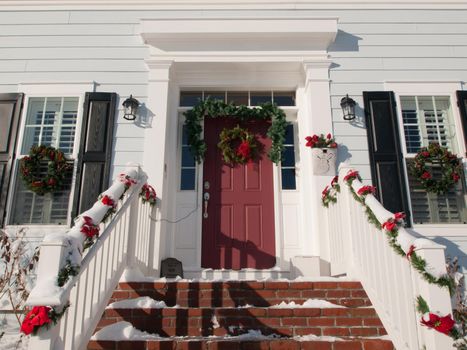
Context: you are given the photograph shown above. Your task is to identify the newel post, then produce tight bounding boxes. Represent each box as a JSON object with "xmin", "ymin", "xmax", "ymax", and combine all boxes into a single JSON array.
[
  {"xmin": 412, "ymin": 241, "xmax": 455, "ymax": 350},
  {"xmin": 27, "ymin": 240, "xmax": 67, "ymax": 350},
  {"xmin": 126, "ymin": 166, "xmax": 143, "ymax": 269}
]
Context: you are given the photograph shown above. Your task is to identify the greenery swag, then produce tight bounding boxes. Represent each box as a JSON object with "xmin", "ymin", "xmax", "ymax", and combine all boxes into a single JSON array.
[
  {"xmin": 324, "ymin": 170, "xmax": 464, "ymax": 345},
  {"xmin": 184, "ymin": 98, "xmax": 287, "ymax": 164},
  {"xmin": 218, "ymin": 126, "xmax": 257, "ymax": 165},
  {"xmin": 20, "ymin": 145, "xmax": 71, "ymax": 196},
  {"xmin": 410, "ymin": 143, "xmax": 462, "ymax": 195}
]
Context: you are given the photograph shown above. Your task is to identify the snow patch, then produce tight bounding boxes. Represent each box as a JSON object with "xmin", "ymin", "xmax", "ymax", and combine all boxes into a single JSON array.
[
  {"xmin": 229, "ymin": 330, "xmax": 280, "ymax": 341},
  {"xmin": 295, "ymin": 334, "xmax": 342, "ymax": 342},
  {"xmin": 107, "ymin": 297, "xmax": 169, "ymax": 309},
  {"xmin": 271, "ymin": 299, "xmax": 346, "ymax": 309},
  {"xmin": 211, "ymin": 315, "xmax": 220, "ymax": 329},
  {"xmin": 91, "ymin": 321, "xmax": 161, "ymax": 341}
]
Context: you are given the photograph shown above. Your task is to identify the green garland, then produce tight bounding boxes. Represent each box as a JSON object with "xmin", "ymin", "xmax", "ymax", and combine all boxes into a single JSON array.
[
  {"xmin": 218, "ymin": 126, "xmax": 257, "ymax": 165},
  {"xmin": 410, "ymin": 143, "xmax": 462, "ymax": 195},
  {"xmin": 184, "ymin": 98, "xmax": 288, "ymax": 164},
  {"xmin": 340, "ymin": 172, "xmax": 454, "ymax": 293}
]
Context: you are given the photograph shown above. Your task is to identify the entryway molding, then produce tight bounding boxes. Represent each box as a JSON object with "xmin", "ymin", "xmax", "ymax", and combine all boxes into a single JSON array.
[{"xmin": 141, "ymin": 14, "xmax": 339, "ymax": 276}]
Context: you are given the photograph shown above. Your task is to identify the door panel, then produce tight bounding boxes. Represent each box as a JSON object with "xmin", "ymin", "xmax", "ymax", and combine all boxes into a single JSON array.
[{"xmin": 201, "ymin": 117, "xmax": 276, "ymax": 269}]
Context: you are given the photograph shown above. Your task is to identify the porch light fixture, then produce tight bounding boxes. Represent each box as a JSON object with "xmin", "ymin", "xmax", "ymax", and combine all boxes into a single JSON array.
[
  {"xmin": 122, "ymin": 95, "xmax": 140, "ymax": 121},
  {"xmin": 340, "ymin": 94, "xmax": 356, "ymax": 121}
]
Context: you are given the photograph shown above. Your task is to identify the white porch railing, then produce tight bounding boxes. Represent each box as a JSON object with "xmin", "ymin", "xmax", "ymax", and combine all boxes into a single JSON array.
[
  {"xmin": 26, "ymin": 166, "xmax": 154, "ymax": 350},
  {"xmin": 323, "ymin": 165, "xmax": 455, "ymax": 350}
]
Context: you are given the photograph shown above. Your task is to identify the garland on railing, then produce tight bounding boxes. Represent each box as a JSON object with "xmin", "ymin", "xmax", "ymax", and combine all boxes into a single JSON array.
[
  {"xmin": 416, "ymin": 295, "xmax": 465, "ymax": 346},
  {"xmin": 341, "ymin": 169, "xmax": 454, "ymax": 292},
  {"xmin": 22, "ymin": 168, "xmax": 157, "ymax": 336},
  {"xmin": 321, "ymin": 176, "xmax": 340, "ymax": 207},
  {"xmin": 324, "ymin": 168, "xmax": 461, "ymax": 344},
  {"xmin": 20, "ymin": 303, "xmax": 69, "ymax": 336}
]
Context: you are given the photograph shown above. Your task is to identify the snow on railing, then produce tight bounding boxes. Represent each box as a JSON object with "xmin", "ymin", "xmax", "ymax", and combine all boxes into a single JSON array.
[
  {"xmin": 25, "ymin": 165, "xmax": 156, "ymax": 350},
  {"xmin": 322, "ymin": 165, "xmax": 456, "ymax": 350}
]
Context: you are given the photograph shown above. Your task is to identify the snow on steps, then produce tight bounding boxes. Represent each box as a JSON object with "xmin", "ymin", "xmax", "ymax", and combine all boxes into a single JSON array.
[
  {"xmin": 88, "ymin": 281, "xmax": 394, "ymax": 349},
  {"xmin": 108, "ymin": 280, "xmax": 372, "ymax": 308}
]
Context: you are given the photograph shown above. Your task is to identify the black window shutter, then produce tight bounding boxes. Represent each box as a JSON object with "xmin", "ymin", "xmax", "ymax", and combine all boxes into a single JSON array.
[
  {"xmin": 0, "ymin": 93, "xmax": 23, "ymax": 227},
  {"xmin": 456, "ymin": 91, "xmax": 467, "ymax": 153},
  {"xmin": 71, "ymin": 92, "xmax": 117, "ymax": 219},
  {"xmin": 363, "ymin": 91, "xmax": 411, "ymax": 223}
]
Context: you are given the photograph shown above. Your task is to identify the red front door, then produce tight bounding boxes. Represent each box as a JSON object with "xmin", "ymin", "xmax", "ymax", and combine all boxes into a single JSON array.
[{"xmin": 201, "ymin": 117, "xmax": 276, "ymax": 270}]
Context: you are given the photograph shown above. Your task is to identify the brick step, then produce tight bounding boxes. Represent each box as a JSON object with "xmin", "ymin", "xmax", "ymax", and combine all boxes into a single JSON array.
[
  {"xmin": 111, "ymin": 281, "xmax": 371, "ymax": 308},
  {"xmin": 97, "ymin": 307, "xmax": 386, "ymax": 337},
  {"xmin": 88, "ymin": 338, "xmax": 395, "ymax": 350}
]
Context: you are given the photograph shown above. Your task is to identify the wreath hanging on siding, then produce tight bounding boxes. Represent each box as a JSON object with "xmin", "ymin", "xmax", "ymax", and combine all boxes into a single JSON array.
[
  {"xmin": 218, "ymin": 126, "xmax": 258, "ymax": 165},
  {"xmin": 19, "ymin": 145, "xmax": 71, "ymax": 196},
  {"xmin": 184, "ymin": 98, "xmax": 287, "ymax": 164},
  {"xmin": 410, "ymin": 143, "xmax": 462, "ymax": 195}
]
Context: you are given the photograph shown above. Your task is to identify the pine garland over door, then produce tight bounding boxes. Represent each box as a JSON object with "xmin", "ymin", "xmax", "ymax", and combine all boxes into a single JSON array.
[{"xmin": 183, "ymin": 98, "xmax": 288, "ymax": 164}]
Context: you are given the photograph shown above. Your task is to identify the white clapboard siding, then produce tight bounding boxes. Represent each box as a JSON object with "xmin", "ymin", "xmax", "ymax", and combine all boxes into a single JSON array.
[
  {"xmin": 0, "ymin": 72, "xmax": 148, "ymax": 84},
  {"xmin": 0, "ymin": 23, "xmax": 137, "ymax": 36},
  {"xmin": 0, "ymin": 47, "xmax": 148, "ymax": 60},
  {"xmin": 25, "ymin": 60, "xmax": 148, "ymax": 72},
  {"xmin": 0, "ymin": 35, "xmax": 143, "ymax": 48}
]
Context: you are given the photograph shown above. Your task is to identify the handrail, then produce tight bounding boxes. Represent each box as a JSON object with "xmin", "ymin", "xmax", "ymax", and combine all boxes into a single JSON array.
[
  {"xmin": 26, "ymin": 165, "xmax": 154, "ymax": 350},
  {"xmin": 323, "ymin": 165, "xmax": 455, "ymax": 350}
]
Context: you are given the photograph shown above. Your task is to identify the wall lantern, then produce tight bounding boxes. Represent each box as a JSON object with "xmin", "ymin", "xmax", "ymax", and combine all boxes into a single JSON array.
[
  {"xmin": 122, "ymin": 95, "xmax": 140, "ymax": 121},
  {"xmin": 340, "ymin": 94, "xmax": 356, "ymax": 121}
]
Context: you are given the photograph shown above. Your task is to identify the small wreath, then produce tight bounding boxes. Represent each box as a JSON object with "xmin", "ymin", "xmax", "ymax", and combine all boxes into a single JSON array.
[
  {"xmin": 410, "ymin": 143, "xmax": 462, "ymax": 195},
  {"xmin": 217, "ymin": 126, "xmax": 258, "ymax": 165},
  {"xmin": 20, "ymin": 145, "xmax": 71, "ymax": 196}
]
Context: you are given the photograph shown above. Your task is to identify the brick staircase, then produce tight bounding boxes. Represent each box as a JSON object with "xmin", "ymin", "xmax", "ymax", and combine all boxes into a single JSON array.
[{"xmin": 88, "ymin": 280, "xmax": 394, "ymax": 350}]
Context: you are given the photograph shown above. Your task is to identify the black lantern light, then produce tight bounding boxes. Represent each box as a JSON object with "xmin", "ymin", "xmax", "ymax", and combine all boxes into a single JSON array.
[
  {"xmin": 340, "ymin": 94, "xmax": 356, "ymax": 121},
  {"xmin": 122, "ymin": 95, "xmax": 140, "ymax": 121}
]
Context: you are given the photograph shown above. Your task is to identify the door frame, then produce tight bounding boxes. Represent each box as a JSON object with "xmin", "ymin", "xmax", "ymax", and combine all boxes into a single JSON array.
[{"xmin": 170, "ymin": 90, "xmax": 299, "ymax": 272}]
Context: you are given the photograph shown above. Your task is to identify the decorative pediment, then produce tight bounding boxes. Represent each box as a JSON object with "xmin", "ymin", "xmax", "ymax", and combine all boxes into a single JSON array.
[{"xmin": 140, "ymin": 16, "xmax": 338, "ymax": 55}]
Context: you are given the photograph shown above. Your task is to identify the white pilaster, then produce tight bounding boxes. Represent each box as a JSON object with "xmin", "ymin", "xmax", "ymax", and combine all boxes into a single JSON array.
[
  {"xmin": 142, "ymin": 59, "xmax": 173, "ymax": 274},
  {"xmin": 299, "ymin": 59, "xmax": 334, "ymax": 258}
]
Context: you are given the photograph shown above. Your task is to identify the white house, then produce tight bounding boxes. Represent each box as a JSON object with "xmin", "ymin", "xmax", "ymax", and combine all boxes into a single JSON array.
[{"xmin": 0, "ymin": 1, "xmax": 466, "ymax": 349}]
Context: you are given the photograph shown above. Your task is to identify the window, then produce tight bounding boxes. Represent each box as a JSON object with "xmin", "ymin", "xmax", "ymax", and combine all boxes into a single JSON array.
[
  {"xmin": 400, "ymin": 95, "xmax": 466, "ymax": 224},
  {"xmin": 281, "ymin": 124, "xmax": 296, "ymax": 190},
  {"xmin": 180, "ymin": 124, "xmax": 196, "ymax": 191},
  {"xmin": 401, "ymin": 96, "xmax": 458, "ymax": 154},
  {"xmin": 9, "ymin": 97, "xmax": 79, "ymax": 225},
  {"xmin": 179, "ymin": 90, "xmax": 296, "ymax": 107}
]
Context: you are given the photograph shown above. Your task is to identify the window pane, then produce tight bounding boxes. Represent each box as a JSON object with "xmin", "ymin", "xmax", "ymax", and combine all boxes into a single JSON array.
[
  {"xmin": 10, "ymin": 161, "xmax": 73, "ymax": 225},
  {"xmin": 227, "ymin": 92, "xmax": 248, "ymax": 105},
  {"xmin": 180, "ymin": 169, "xmax": 196, "ymax": 190},
  {"xmin": 281, "ymin": 124, "xmax": 296, "ymax": 190},
  {"xmin": 284, "ymin": 124, "xmax": 294, "ymax": 145},
  {"xmin": 180, "ymin": 92, "xmax": 202, "ymax": 107},
  {"xmin": 21, "ymin": 97, "xmax": 78, "ymax": 155},
  {"xmin": 281, "ymin": 169, "xmax": 296, "ymax": 190},
  {"xmin": 401, "ymin": 95, "xmax": 457, "ymax": 153},
  {"xmin": 181, "ymin": 146, "xmax": 195, "ymax": 167},
  {"xmin": 250, "ymin": 92, "xmax": 271, "ymax": 106},
  {"xmin": 281, "ymin": 147, "xmax": 295, "ymax": 167},
  {"xmin": 274, "ymin": 92, "xmax": 295, "ymax": 106},
  {"xmin": 204, "ymin": 91, "xmax": 225, "ymax": 102}
]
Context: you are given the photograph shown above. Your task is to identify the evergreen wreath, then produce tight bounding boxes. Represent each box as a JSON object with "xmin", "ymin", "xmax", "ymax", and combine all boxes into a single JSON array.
[
  {"xmin": 20, "ymin": 145, "xmax": 71, "ymax": 196},
  {"xmin": 218, "ymin": 126, "xmax": 257, "ymax": 165},
  {"xmin": 410, "ymin": 143, "xmax": 462, "ymax": 195},
  {"xmin": 184, "ymin": 98, "xmax": 288, "ymax": 164}
]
